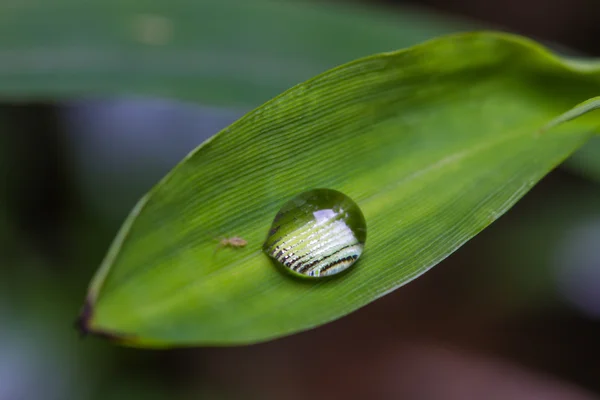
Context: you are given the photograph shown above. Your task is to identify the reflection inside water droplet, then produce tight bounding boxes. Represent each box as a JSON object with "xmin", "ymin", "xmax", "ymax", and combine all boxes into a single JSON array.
[{"xmin": 263, "ymin": 188, "xmax": 367, "ymax": 278}]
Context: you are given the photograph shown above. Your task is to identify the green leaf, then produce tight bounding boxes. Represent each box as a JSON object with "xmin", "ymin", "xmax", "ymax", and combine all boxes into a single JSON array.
[
  {"xmin": 79, "ymin": 32, "xmax": 600, "ymax": 347},
  {"xmin": 0, "ymin": 0, "xmax": 471, "ymax": 107},
  {"xmin": 546, "ymin": 98, "xmax": 600, "ymax": 181},
  {"xmin": 3, "ymin": 0, "xmax": 600, "ymax": 181}
]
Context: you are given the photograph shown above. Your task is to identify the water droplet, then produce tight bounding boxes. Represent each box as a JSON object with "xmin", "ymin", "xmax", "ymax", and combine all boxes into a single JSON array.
[{"xmin": 263, "ymin": 188, "xmax": 367, "ymax": 278}]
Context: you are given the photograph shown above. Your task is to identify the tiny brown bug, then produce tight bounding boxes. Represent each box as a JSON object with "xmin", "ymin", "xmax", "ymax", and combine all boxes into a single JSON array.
[{"xmin": 215, "ymin": 236, "xmax": 248, "ymax": 252}]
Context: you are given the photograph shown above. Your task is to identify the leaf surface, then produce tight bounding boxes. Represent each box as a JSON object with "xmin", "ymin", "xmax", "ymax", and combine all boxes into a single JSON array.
[{"xmin": 78, "ymin": 32, "xmax": 600, "ymax": 346}]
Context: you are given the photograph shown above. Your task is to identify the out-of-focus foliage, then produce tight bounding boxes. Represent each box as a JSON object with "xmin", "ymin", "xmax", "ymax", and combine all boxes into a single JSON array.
[{"xmin": 0, "ymin": 0, "xmax": 471, "ymax": 106}]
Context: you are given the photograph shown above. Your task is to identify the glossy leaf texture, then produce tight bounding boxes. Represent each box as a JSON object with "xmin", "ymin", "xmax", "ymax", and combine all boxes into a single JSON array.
[{"xmin": 79, "ymin": 32, "xmax": 600, "ymax": 347}]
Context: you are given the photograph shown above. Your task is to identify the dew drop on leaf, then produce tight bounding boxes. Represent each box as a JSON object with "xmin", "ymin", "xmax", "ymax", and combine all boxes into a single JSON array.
[{"xmin": 263, "ymin": 188, "xmax": 367, "ymax": 278}]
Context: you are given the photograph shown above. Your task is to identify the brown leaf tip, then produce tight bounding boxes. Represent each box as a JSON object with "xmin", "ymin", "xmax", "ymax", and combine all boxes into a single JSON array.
[
  {"xmin": 75, "ymin": 297, "xmax": 94, "ymax": 338},
  {"xmin": 74, "ymin": 297, "xmax": 131, "ymax": 342}
]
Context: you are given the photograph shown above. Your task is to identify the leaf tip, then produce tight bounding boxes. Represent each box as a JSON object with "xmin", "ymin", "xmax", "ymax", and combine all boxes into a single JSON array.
[
  {"xmin": 74, "ymin": 297, "xmax": 93, "ymax": 337},
  {"xmin": 74, "ymin": 297, "xmax": 136, "ymax": 344}
]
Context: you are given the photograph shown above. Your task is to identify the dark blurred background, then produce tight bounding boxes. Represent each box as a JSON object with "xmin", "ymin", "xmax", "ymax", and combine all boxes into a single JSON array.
[{"xmin": 1, "ymin": 0, "xmax": 600, "ymax": 399}]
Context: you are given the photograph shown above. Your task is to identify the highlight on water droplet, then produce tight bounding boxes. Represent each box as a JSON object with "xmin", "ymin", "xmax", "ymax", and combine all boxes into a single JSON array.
[{"xmin": 263, "ymin": 188, "xmax": 367, "ymax": 278}]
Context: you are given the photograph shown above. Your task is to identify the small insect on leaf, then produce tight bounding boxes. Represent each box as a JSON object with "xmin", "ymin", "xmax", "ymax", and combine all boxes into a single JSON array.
[{"xmin": 216, "ymin": 236, "xmax": 248, "ymax": 251}]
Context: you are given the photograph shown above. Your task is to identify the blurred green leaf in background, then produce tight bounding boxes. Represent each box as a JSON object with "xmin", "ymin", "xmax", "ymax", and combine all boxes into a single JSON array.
[{"xmin": 0, "ymin": 0, "xmax": 473, "ymax": 106}]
